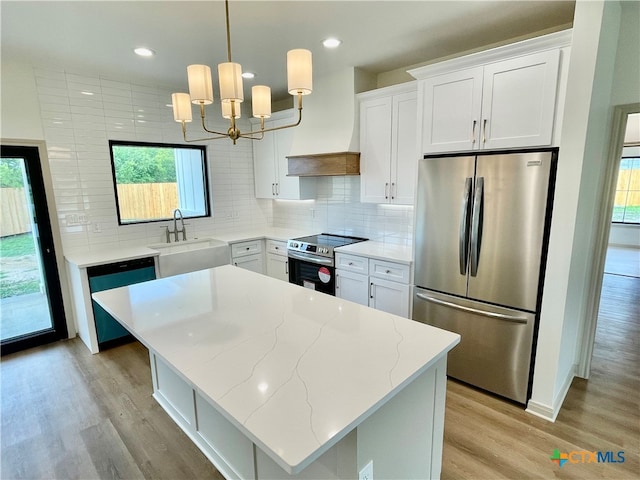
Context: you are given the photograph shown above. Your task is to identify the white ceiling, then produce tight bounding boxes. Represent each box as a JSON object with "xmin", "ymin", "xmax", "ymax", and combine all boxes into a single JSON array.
[{"xmin": 1, "ymin": 1, "xmax": 575, "ymax": 101}]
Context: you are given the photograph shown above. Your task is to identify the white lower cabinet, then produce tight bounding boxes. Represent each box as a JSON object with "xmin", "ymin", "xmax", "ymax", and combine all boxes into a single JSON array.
[
  {"xmin": 336, "ymin": 253, "xmax": 411, "ymax": 318},
  {"xmin": 231, "ymin": 239, "xmax": 264, "ymax": 274},
  {"xmin": 369, "ymin": 277, "xmax": 410, "ymax": 318},
  {"xmin": 335, "ymin": 269, "xmax": 369, "ymax": 306},
  {"xmin": 266, "ymin": 239, "xmax": 289, "ymax": 282}
]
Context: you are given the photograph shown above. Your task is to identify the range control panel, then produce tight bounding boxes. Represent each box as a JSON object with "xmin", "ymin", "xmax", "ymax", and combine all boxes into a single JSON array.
[{"xmin": 287, "ymin": 240, "xmax": 332, "ymax": 258}]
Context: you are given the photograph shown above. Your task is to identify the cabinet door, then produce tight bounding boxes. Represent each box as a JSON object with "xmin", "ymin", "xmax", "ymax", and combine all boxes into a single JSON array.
[
  {"xmin": 335, "ymin": 269, "xmax": 369, "ymax": 306},
  {"xmin": 233, "ymin": 253, "xmax": 264, "ymax": 274},
  {"xmin": 390, "ymin": 91, "xmax": 418, "ymax": 205},
  {"xmin": 266, "ymin": 253, "xmax": 288, "ymax": 282},
  {"xmin": 253, "ymin": 119, "xmax": 277, "ymax": 199},
  {"xmin": 370, "ymin": 277, "xmax": 410, "ymax": 318},
  {"xmin": 481, "ymin": 50, "xmax": 560, "ymax": 150},
  {"xmin": 360, "ymin": 96, "xmax": 392, "ymax": 203},
  {"xmin": 421, "ymin": 67, "xmax": 483, "ymax": 154},
  {"xmin": 273, "ymin": 117, "xmax": 299, "ymax": 199}
]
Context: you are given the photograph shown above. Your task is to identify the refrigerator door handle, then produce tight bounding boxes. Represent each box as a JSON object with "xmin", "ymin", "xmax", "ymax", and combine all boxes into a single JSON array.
[
  {"xmin": 459, "ymin": 177, "xmax": 473, "ymax": 275},
  {"xmin": 415, "ymin": 293, "xmax": 528, "ymax": 324},
  {"xmin": 470, "ymin": 176, "xmax": 484, "ymax": 277}
]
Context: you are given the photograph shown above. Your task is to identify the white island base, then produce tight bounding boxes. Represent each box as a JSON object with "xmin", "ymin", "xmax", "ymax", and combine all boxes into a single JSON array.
[
  {"xmin": 151, "ymin": 350, "xmax": 447, "ymax": 480},
  {"xmin": 92, "ymin": 266, "xmax": 459, "ymax": 479}
]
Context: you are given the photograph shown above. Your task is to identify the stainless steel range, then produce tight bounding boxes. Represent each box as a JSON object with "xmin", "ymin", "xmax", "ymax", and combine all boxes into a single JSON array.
[{"xmin": 287, "ymin": 233, "xmax": 368, "ymax": 295}]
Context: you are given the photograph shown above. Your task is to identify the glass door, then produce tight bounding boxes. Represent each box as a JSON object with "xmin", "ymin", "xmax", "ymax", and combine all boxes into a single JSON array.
[{"xmin": 0, "ymin": 145, "xmax": 67, "ymax": 355}]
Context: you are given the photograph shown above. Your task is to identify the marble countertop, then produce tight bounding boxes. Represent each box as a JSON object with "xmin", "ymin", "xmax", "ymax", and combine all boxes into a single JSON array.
[
  {"xmin": 92, "ymin": 265, "xmax": 459, "ymax": 474},
  {"xmin": 64, "ymin": 246, "xmax": 160, "ymax": 269},
  {"xmin": 335, "ymin": 241, "xmax": 413, "ymax": 264},
  {"xmin": 64, "ymin": 228, "xmax": 317, "ymax": 268}
]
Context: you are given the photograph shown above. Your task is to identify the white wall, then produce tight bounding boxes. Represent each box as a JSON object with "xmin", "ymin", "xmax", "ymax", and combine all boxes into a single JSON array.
[
  {"xmin": 528, "ymin": 0, "xmax": 639, "ymax": 420},
  {"xmin": 0, "ymin": 58, "xmax": 45, "ymax": 140}
]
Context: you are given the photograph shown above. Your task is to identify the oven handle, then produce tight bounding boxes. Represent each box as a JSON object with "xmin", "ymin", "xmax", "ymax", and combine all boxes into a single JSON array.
[{"xmin": 287, "ymin": 250, "xmax": 334, "ymax": 266}]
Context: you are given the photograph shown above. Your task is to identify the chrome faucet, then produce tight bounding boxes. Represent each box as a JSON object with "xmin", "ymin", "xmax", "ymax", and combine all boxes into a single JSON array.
[{"xmin": 168, "ymin": 208, "xmax": 186, "ymax": 242}]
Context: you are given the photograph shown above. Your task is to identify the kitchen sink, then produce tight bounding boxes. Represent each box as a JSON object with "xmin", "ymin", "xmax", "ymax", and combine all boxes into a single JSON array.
[{"xmin": 148, "ymin": 238, "xmax": 230, "ymax": 278}]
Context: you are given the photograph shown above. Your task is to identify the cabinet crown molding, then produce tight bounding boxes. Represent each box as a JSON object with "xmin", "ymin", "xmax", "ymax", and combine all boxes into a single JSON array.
[
  {"xmin": 356, "ymin": 81, "xmax": 417, "ymax": 101},
  {"xmin": 408, "ymin": 29, "xmax": 572, "ymax": 80}
]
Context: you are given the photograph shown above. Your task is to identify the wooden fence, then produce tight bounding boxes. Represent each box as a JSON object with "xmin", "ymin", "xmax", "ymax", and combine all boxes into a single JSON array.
[
  {"xmin": 117, "ymin": 183, "xmax": 178, "ymax": 221},
  {"xmin": 0, "ymin": 184, "xmax": 178, "ymax": 237},
  {"xmin": 0, "ymin": 188, "xmax": 31, "ymax": 237}
]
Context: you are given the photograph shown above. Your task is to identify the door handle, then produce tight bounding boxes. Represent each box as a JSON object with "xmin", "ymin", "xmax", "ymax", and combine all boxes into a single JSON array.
[
  {"xmin": 471, "ymin": 119, "xmax": 477, "ymax": 144},
  {"xmin": 470, "ymin": 177, "xmax": 484, "ymax": 277},
  {"xmin": 459, "ymin": 177, "xmax": 473, "ymax": 275},
  {"xmin": 415, "ymin": 293, "xmax": 528, "ymax": 324}
]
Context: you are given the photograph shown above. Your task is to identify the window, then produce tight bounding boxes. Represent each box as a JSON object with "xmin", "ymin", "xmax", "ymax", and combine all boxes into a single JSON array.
[
  {"xmin": 109, "ymin": 140, "xmax": 210, "ymax": 225},
  {"xmin": 612, "ymin": 147, "xmax": 640, "ymax": 224}
]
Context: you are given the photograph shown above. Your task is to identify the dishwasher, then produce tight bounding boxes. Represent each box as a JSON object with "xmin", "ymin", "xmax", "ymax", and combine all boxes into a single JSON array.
[{"xmin": 87, "ymin": 257, "xmax": 156, "ymax": 350}]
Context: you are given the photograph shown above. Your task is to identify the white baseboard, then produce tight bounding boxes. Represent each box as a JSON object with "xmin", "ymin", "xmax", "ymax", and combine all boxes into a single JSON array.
[{"xmin": 526, "ymin": 365, "xmax": 576, "ymax": 422}]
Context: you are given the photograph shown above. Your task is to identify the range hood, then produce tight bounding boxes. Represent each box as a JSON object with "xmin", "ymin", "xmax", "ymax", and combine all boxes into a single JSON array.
[
  {"xmin": 287, "ymin": 152, "xmax": 360, "ymax": 177},
  {"xmin": 285, "ymin": 67, "xmax": 375, "ymax": 177}
]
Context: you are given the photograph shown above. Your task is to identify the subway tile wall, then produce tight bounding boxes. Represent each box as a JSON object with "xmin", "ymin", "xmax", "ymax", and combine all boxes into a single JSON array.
[
  {"xmin": 34, "ymin": 67, "xmax": 272, "ymax": 254},
  {"xmin": 272, "ymin": 176, "xmax": 414, "ymax": 245},
  {"xmin": 34, "ymin": 67, "xmax": 413, "ymax": 253}
]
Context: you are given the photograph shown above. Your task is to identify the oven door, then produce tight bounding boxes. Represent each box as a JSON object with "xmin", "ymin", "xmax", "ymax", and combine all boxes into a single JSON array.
[{"xmin": 288, "ymin": 252, "xmax": 335, "ymax": 295}]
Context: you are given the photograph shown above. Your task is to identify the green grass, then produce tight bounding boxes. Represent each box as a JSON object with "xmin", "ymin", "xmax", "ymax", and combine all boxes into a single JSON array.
[
  {"xmin": 0, "ymin": 232, "xmax": 36, "ymax": 257},
  {"xmin": 0, "ymin": 278, "xmax": 40, "ymax": 298},
  {"xmin": 612, "ymin": 205, "xmax": 640, "ymax": 223},
  {"xmin": 0, "ymin": 232, "xmax": 39, "ymax": 298}
]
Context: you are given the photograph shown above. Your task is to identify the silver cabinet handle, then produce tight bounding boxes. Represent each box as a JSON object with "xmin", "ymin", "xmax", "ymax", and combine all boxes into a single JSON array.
[
  {"xmin": 335, "ymin": 273, "xmax": 339, "ymax": 290},
  {"xmin": 271, "ymin": 183, "xmax": 276, "ymax": 195},
  {"xmin": 285, "ymin": 261, "xmax": 288, "ymax": 275},
  {"xmin": 471, "ymin": 119, "xmax": 477, "ymax": 144},
  {"xmin": 369, "ymin": 282, "xmax": 374, "ymax": 299},
  {"xmin": 482, "ymin": 119, "xmax": 487, "ymax": 144},
  {"xmin": 276, "ymin": 183, "xmax": 280, "ymax": 196},
  {"xmin": 391, "ymin": 182, "xmax": 395, "ymax": 200},
  {"xmin": 385, "ymin": 182, "xmax": 389, "ymax": 199},
  {"xmin": 415, "ymin": 293, "xmax": 528, "ymax": 324}
]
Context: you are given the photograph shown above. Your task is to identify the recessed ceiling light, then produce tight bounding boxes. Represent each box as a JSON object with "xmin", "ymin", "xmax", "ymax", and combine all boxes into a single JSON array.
[
  {"xmin": 242, "ymin": 72, "xmax": 255, "ymax": 79},
  {"xmin": 134, "ymin": 47, "xmax": 155, "ymax": 57},
  {"xmin": 81, "ymin": 91, "xmax": 94, "ymax": 96},
  {"xmin": 322, "ymin": 38, "xmax": 341, "ymax": 48}
]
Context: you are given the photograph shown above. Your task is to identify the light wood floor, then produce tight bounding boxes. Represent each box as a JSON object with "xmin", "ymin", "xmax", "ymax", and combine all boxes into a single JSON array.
[{"xmin": 1, "ymin": 273, "xmax": 638, "ymax": 479}]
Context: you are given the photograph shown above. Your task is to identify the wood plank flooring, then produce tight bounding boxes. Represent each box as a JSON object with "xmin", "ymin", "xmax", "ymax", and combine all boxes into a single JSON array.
[{"xmin": 1, "ymin": 271, "xmax": 638, "ymax": 479}]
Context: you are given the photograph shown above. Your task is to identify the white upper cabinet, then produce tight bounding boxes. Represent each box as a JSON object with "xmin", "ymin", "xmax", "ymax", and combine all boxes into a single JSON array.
[
  {"xmin": 421, "ymin": 67, "xmax": 484, "ymax": 153},
  {"xmin": 359, "ymin": 83, "xmax": 418, "ymax": 204},
  {"xmin": 411, "ymin": 30, "xmax": 571, "ymax": 155},
  {"xmin": 252, "ymin": 110, "xmax": 315, "ymax": 200}
]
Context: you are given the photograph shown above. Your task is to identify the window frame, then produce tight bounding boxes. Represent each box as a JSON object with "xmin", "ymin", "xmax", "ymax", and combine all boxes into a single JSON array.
[
  {"xmin": 108, "ymin": 140, "xmax": 211, "ymax": 226},
  {"xmin": 612, "ymin": 144, "xmax": 640, "ymax": 225}
]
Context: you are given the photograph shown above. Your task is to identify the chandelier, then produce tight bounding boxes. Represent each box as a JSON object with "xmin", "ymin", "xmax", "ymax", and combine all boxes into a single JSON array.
[{"xmin": 171, "ymin": 0, "xmax": 312, "ymax": 144}]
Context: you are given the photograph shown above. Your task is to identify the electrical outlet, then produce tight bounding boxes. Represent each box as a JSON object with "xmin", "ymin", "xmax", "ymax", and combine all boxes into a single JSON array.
[{"xmin": 359, "ymin": 460, "xmax": 373, "ymax": 480}]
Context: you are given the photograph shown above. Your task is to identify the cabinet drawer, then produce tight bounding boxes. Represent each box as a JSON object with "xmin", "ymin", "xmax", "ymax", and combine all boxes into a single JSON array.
[
  {"xmin": 231, "ymin": 240, "xmax": 263, "ymax": 258},
  {"xmin": 369, "ymin": 258, "xmax": 410, "ymax": 284},
  {"xmin": 266, "ymin": 239, "xmax": 287, "ymax": 257},
  {"xmin": 335, "ymin": 253, "xmax": 369, "ymax": 274}
]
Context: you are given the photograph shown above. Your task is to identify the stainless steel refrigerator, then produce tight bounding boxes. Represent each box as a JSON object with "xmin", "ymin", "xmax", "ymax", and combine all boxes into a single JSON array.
[{"xmin": 412, "ymin": 150, "xmax": 556, "ymax": 404}]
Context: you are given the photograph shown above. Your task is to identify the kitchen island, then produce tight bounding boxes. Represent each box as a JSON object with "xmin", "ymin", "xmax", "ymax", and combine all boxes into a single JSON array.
[{"xmin": 92, "ymin": 265, "xmax": 459, "ymax": 479}]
